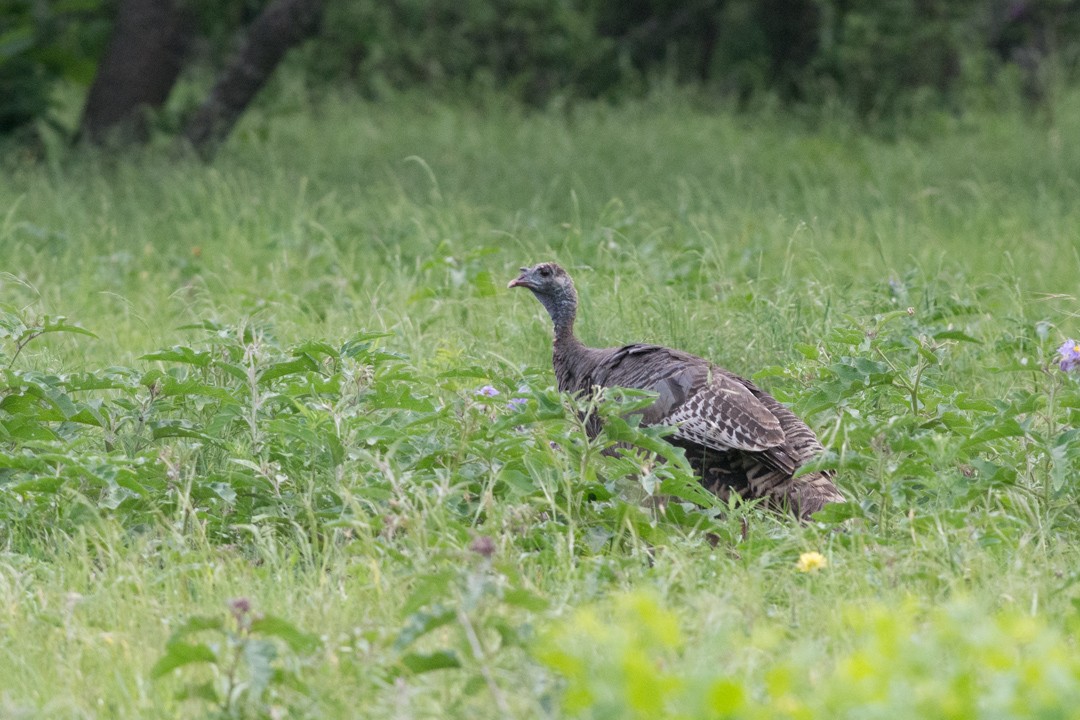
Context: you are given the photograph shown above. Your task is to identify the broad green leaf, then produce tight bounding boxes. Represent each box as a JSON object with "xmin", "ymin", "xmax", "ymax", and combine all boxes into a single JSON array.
[
  {"xmin": 209, "ymin": 482, "xmax": 236, "ymax": 503},
  {"xmin": 68, "ymin": 403, "xmax": 107, "ymax": 427},
  {"xmin": 0, "ymin": 417, "xmax": 57, "ymax": 441},
  {"xmin": 491, "ymin": 618, "xmax": 523, "ymax": 648},
  {"xmin": 0, "ymin": 310, "xmax": 26, "ymax": 336},
  {"xmin": 792, "ymin": 450, "xmax": 841, "ymax": 475},
  {"xmin": 293, "ymin": 340, "xmax": 339, "ymax": 360},
  {"xmin": 393, "ymin": 605, "xmax": 456, "ymax": 651},
  {"xmin": 874, "ymin": 308, "xmax": 914, "ymax": 325},
  {"xmin": 149, "ymin": 420, "xmax": 224, "ymax": 446},
  {"xmin": 1058, "ymin": 391, "xmax": 1080, "ymax": 409},
  {"xmin": 250, "ymin": 615, "xmax": 320, "ymax": 653},
  {"xmin": 497, "ymin": 463, "xmax": 537, "ymax": 496},
  {"xmin": 175, "ymin": 681, "xmax": 219, "ymax": 703},
  {"xmin": 934, "ymin": 330, "xmax": 981, "ymax": 343},
  {"xmin": 403, "ymin": 571, "xmax": 455, "ymax": 615},
  {"xmin": 810, "ymin": 501, "xmax": 861, "ymax": 523},
  {"xmin": 752, "ymin": 364, "xmax": 790, "ymax": 379},
  {"xmin": 140, "ymin": 346, "xmax": 212, "ymax": 367},
  {"xmin": 213, "ymin": 360, "xmax": 248, "ymax": 382},
  {"xmin": 258, "ymin": 355, "xmax": 319, "ymax": 385},
  {"xmin": 11, "ymin": 476, "xmax": 65, "ymax": 494},
  {"xmin": 374, "ymin": 385, "xmax": 434, "ymax": 412},
  {"xmin": 826, "ymin": 327, "xmax": 865, "ymax": 345},
  {"xmin": 935, "ymin": 410, "xmax": 973, "ymax": 434},
  {"xmin": 915, "ymin": 341, "xmax": 940, "ymax": 364},
  {"xmin": 961, "ymin": 418, "xmax": 1027, "ymax": 448},
  {"xmin": 659, "ymin": 474, "xmax": 722, "ymax": 508},
  {"xmin": 341, "ymin": 331, "xmax": 394, "ymax": 360},
  {"xmin": 400, "ymin": 650, "xmax": 461, "ymax": 674},
  {"xmin": 169, "ymin": 616, "xmax": 225, "ymax": 640},
  {"xmin": 243, "ymin": 638, "xmax": 278, "ymax": 693},
  {"xmin": 953, "ymin": 394, "xmax": 997, "ymax": 413},
  {"xmin": 41, "ymin": 316, "xmax": 97, "ymax": 339},
  {"xmin": 113, "ymin": 473, "xmax": 148, "ymax": 498},
  {"xmin": 151, "ymin": 641, "xmax": 218, "ymax": 679},
  {"xmin": 502, "ymin": 588, "xmax": 549, "ymax": 612},
  {"xmin": 0, "ymin": 393, "xmax": 38, "ymax": 414},
  {"xmin": 43, "ymin": 387, "xmax": 78, "ymax": 419},
  {"xmin": 1050, "ymin": 429, "xmax": 1080, "ymax": 492},
  {"xmin": 63, "ymin": 371, "xmax": 137, "ymax": 392}
]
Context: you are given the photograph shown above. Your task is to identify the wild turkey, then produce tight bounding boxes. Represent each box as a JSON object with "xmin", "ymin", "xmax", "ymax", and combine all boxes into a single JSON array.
[{"xmin": 508, "ymin": 262, "xmax": 844, "ymax": 520}]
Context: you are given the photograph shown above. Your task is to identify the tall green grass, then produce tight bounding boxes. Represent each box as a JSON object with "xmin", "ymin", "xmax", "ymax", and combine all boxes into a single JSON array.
[{"xmin": 1, "ymin": 90, "xmax": 1079, "ymax": 718}]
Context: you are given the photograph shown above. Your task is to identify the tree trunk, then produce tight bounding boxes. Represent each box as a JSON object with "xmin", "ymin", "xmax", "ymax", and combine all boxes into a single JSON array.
[
  {"xmin": 183, "ymin": 0, "xmax": 324, "ymax": 159},
  {"xmin": 78, "ymin": 0, "xmax": 194, "ymax": 145},
  {"xmin": 756, "ymin": 0, "xmax": 820, "ymax": 99}
]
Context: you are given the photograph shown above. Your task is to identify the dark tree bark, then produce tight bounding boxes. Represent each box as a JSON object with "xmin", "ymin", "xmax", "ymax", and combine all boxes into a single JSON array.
[
  {"xmin": 183, "ymin": 0, "xmax": 324, "ymax": 159},
  {"xmin": 756, "ymin": 0, "xmax": 820, "ymax": 99},
  {"xmin": 78, "ymin": 0, "xmax": 194, "ymax": 145}
]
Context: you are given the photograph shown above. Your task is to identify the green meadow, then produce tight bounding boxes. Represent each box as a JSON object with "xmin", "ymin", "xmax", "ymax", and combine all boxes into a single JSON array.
[{"xmin": 2, "ymin": 91, "xmax": 1079, "ymax": 718}]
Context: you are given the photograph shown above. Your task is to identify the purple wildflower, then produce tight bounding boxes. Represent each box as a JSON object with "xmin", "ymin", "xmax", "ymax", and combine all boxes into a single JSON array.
[
  {"xmin": 229, "ymin": 597, "xmax": 254, "ymax": 630},
  {"xmin": 229, "ymin": 597, "xmax": 252, "ymax": 616},
  {"xmin": 469, "ymin": 535, "xmax": 496, "ymax": 558},
  {"xmin": 508, "ymin": 397, "xmax": 528, "ymax": 410},
  {"xmin": 476, "ymin": 385, "xmax": 500, "ymax": 398},
  {"xmin": 1059, "ymin": 339, "xmax": 1080, "ymax": 373}
]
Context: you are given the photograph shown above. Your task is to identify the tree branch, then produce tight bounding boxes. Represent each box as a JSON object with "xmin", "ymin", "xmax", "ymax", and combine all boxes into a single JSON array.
[{"xmin": 182, "ymin": 0, "xmax": 324, "ymax": 159}]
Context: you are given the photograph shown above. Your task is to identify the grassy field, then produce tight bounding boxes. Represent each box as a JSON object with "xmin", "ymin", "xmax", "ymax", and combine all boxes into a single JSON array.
[{"xmin": 2, "ymin": 89, "xmax": 1080, "ymax": 718}]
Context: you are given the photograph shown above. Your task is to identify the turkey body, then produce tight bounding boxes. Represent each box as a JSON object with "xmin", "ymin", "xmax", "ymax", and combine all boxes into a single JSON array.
[{"xmin": 509, "ymin": 262, "xmax": 844, "ymax": 520}]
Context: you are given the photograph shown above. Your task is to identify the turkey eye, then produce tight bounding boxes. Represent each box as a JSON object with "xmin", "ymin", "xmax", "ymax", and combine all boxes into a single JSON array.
[{"xmin": 539, "ymin": 267, "xmax": 551, "ymax": 277}]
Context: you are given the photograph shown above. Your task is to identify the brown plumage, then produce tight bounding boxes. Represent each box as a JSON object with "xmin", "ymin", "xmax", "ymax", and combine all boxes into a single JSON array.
[{"xmin": 508, "ymin": 262, "xmax": 844, "ymax": 520}]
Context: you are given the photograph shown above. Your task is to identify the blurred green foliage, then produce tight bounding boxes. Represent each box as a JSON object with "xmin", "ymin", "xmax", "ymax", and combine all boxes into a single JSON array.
[
  {"xmin": 306, "ymin": 0, "xmax": 1080, "ymax": 114},
  {"xmin": 0, "ymin": 0, "xmax": 112, "ymax": 135},
  {"xmin": 538, "ymin": 591, "xmax": 1080, "ymax": 718},
  {"xmin": 309, "ymin": 0, "xmax": 616, "ymax": 105},
  {"xmin": 4, "ymin": 0, "xmax": 1080, "ymax": 141}
]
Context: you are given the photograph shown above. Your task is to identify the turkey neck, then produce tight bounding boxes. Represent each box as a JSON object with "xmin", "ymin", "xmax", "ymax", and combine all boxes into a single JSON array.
[
  {"xmin": 545, "ymin": 294, "xmax": 588, "ymax": 397},
  {"xmin": 536, "ymin": 289, "xmax": 580, "ymax": 347}
]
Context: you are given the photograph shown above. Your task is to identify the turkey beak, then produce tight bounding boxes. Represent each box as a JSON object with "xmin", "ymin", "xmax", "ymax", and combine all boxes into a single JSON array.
[{"xmin": 507, "ymin": 268, "xmax": 533, "ymax": 289}]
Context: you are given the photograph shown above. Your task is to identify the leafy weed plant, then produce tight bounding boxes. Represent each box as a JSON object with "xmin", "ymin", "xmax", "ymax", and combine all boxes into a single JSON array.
[
  {"xmin": 152, "ymin": 597, "xmax": 320, "ymax": 718},
  {"xmin": 1, "ymin": 92, "xmax": 1079, "ymax": 717}
]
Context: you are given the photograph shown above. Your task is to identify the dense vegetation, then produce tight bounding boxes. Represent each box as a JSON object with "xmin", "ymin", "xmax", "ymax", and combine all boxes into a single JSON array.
[
  {"xmin": 5, "ymin": 0, "xmax": 1080, "ymax": 144},
  {"xmin": 1, "ymin": 91, "xmax": 1080, "ymax": 716}
]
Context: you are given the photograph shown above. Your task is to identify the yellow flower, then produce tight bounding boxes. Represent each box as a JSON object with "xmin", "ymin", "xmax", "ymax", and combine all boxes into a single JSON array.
[{"xmin": 796, "ymin": 551, "xmax": 827, "ymax": 573}]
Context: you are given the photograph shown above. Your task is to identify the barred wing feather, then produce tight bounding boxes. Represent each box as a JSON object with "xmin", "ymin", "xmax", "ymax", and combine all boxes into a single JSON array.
[{"xmin": 590, "ymin": 344, "xmax": 786, "ymax": 453}]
